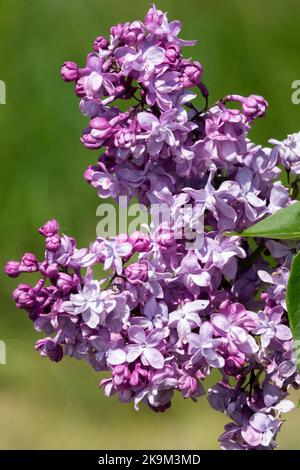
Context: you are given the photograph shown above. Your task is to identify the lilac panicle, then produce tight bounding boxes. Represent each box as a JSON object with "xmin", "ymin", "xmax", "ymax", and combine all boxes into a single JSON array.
[{"xmin": 5, "ymin": 4, "xmax": 300, "ymax": 451}]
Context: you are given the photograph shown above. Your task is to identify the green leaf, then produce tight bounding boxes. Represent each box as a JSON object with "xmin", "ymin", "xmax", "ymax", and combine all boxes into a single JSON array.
[
  {"xmin": 286, "ymin": 251, "xmax": 300, "ymax": 372},
  {"xmin": 237, "ymin": 202, "xmax": 300, "ymax": 239}
]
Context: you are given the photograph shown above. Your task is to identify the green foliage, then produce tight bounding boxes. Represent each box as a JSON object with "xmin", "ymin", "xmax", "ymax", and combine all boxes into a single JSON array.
[
  {"xmin": 237, "ymin": 203, "xmax": 300, "ymax": 239},
  {"xmin": 286, "ymin": 252, "xmax": 300, "ymax": 371}
]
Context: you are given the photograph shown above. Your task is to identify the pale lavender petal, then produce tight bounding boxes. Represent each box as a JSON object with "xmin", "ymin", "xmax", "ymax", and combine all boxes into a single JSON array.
[
  {"xmin": 199, "ymin": 321, "xmax": 213, "ymax": 343},
  {"xmin": 137, "ymin": 112, "xmax": 159, "ymax": 131},
  {"xmin": 275, "ymin": 324, "xmax": 292, "ymax": 341},
  {"xmin": 204, "ymin": 349, "xmax": 225, "ymax": 368},
  {"xmin": 190, "ymin": 272, "xmax": 210, "ymax": 286},
  {"xmin": 144, "ymin": 347, "xmax": 164, "ymax": 369},
  {"xmin": 107, "ymin": 348, "xmax": 126, "ymax": 365},
  {"xmin": 143, "ymin": 46, "xmax": 165, "ymax": 65},
  {"xmin": 145, "ymin": 328, "xmax": 164, "ymax": 347},
  {"xmin": 126, "ymin": 344, "xmax": 142, "ymax": 363},
  {"xmin": 183, "ymin": 299, "xmax": 209, "ymax": 313},
  {"xmin": 212, "ymin": 314, "xmax": 229, "ymax": 334},
  {"xmin": 258, "ymin": 270, "xmax": 274, "ymax": 284},
  {"xmin": 148, "ymin": 139, "xmax": 164, "ymax": 156},
  {"xmin": 241, "ymin": 425, "xmax": 262, "ymax": 447},
  {"xmin": 249, "ymin": 413, "xmax": 270, "ymax": 432},
  {"xmin": 177, "ymin": 318, "xmax": 191, "ymax": 337},
  {"xmin": 128, "ymin": 326, "xmax": 145, "ymax": 344}
]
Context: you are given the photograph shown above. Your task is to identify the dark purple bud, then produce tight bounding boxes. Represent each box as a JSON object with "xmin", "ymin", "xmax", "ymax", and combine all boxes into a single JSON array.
[
  {"xmin": 20, "ymin": 253, "xmax": 38, "ymax": 273},
  {"xmin": 110, "ymin": 23, "xmax": 125, "ymax": 39},
  {"xmin": 13, "ymin": 283, "xmax": 36, "ymax": 309},
  {"xmin": 223, "ymin": 94, "xmax": 268, "ymax": 121},
  {"xmin": 39, "ymin": 261, "xmax": 59, "ymax": 278},
  {"xmin": 81, "ymin": 131, "xmax": 102, "ymax": 149},
  {"xmin": 91, "ymin": 117, "xmax": 111, "ymax": 131},
  {"xmin": 4, "ymin": 261, "xmax": 20, "ymax": 278},
  {"xmin": 129, "ymin": 370, "xmax": 140, "ymax": 386},
  {"xmin": 111, "ymin": 363, "xmax": 130, "ymax": 386},
  {"xmin": 223, "ymin": 353, "xmax": 245, "ymax": 376},
  {"xmin": 181, "ymin": 61, "xmax": 202, "ymax": 86},
  {"xmin": 242, "ymin": 94, "xmax": 268, "ymax": 120},
  {"xmin": 165, "ymin": 45, "xmax": 181, "ymax": 66},
  {"xmin": 113, "ymin": 364, "xmax": 127, "ymax": 375},
  {"xmin": 150, "ymin": 402, "xmax": 171, "ymax": 413},
  {"xmin": 38, "ymin": 219, "xmax": 59, "ymax": 237},
  {"xmin": 157, "ymin": 230, "xmax": 175, "ymax": 250},
  {"xmin": 178, "ymin": 374, "xmax": 198, "ymax": 398},
  {"xmin": 93, "ymin": 36, "xmax": 109, "ymax": 52},
  {"xmin": 75, "ymin": 77, "xmax": 86, "ymax": 97},
  {"xmin": 121, "ymin": 23, "xmax": 145, "ymax": 45},
  {"xmin": 33, "ymin": 278, "xmax": 45, "ymax": 293},
  {"xmin": 45, "ymin": 234, "xmax": 61, "ymax": 252},
  {"xmin": 124, "ymin": 262, "xmax": 148, "ymax": 285},
  {"xmin": 35, "ymin": 338, "xmax": 63, "ymax": 362},
  {"xmin": 84, "ymin": 166, "xmax": 94, "ymax": 183},
  {"xmin": 130, "ymin": 231, "xmax": 152, "ymax": 252},
  {"xmin": 61, "ymin": 61, "xmax": 79, "ymax": 82},
  {"xmin": 56, "ymin": 273, "xmax": 74, "ymax": 294},
  {"xmin": 144, "ymin": 6, "xmax": 164, "ymax": 26},
  {"xmin": 81, "ymin": 117, "xmax": 113, "ymax": 149}
]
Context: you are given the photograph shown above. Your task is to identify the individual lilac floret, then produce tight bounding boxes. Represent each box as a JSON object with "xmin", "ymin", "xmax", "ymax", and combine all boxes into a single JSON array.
[
  {"xmin": 61, "ymin": 280, "xmax": 114, "ymax": 329},
  {"xmin": 241, "ymin": 412, "xmax": 282, "ymax": 448},
  {"xmin": 168, "ymin": 299, "xmax": 208, "ymax": 338},
  {"xmin": 211, "ymin": 304, "xmax": 259, "ymax": 355},
  {"xmin": 270, "ymin": 131, "xmax": 300, "ymax": 174},
  {"xmin": 35, "ymin": 338, "xmax": 63, "ymax": 362},
  {"xmin": 126, "ymin": 326, "xmax": 165, "ymax": 369},
  {"xmin": 4, "ymin": 261, "xmax": 20, "ymax": 278},
  {"xmin": 187, "ymin": 322, "xmax": 225, "ymax": 368},
  {"xmin": 254, "ymin": 307, "xmax": 292, "ymax": 348}
]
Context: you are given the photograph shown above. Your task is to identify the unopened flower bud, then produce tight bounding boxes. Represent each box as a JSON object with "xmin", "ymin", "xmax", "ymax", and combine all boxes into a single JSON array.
[
  {"xmin": 144, "ymin": 6, "xmax": 164, "ymax": 26},
  {"xmin": 75, "ymin": 77, "xmax": 86, "ymax": 97},
  {"xmin": 35, "ymin": 338, "xmax": 63, "ymax": 362},
  {"xmin": 39, "ymin": 262, "xmax": 59, "ymax": 278},
  {"xmin": 20, "ymin": 253, "xmax": 38, "ymax": 273},
  {"xmin": 93, "ymin": 36, "xmax": 109, "ymax": 52},
  {"xmin": 91, "ymin": 116, "xmax": 111, "ymax": 131},
  {"xmin": 124, "ymin": 262, "xmax": 148, "ymax": 285},
  {"xmin": 4, "ymin": 261, "xmax": 20, "ymax": 278},
  {"xmin": 165, "ymin": 45, "xmax": 181, "ymax": 66},
  {"xmin": 242, "ymin": 94, "xmax": 268, "ymax": 120},
  {"xmin": 157, "ymin": 230, "xmax": 175, "ymax": 249},
  {"xmin": 38, "ymin": 219, "xmax": 59, "ymax": 238},
  {"xmin": 13, "ymin": 283, "xmax": 36, "ymax": 309},
  {"xmin": 61, "ymin": 61, "xmax": 79, "ymax": 82},
  {"xmin": 56, "ymin": 273, "xmax": 74, "ymax": 294},
  {"xmin": 45, "ymin": 234, "xmax": 61, "ymax": 252},
  {"xmin": 181, "ymin": 61, "xmax": 202, "ymax": 86},
  {"xmin": 130, "ymin": 231, "xmax": 151, "ymax": 252}
]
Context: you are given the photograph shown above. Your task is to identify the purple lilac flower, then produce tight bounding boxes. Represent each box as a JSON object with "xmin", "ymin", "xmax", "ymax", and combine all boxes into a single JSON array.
[
  {"xmin": 168, "ymin": 299, "xmax": 209, "ymax": 338},
  {"xmin": 187, "ymin": 322, "xmax": 225, "ymax": 368},
  {"xmin": 5, "ymin": 4, "xmax": 300, "ymax": 451},
  {"xmin": 253, "ymin": 307, "xmax": 292, "ymax": 348},
  {"xmin": 126, "ymin": 326, "xmax": 164, "ymax": 369},
  {"xmin": 270, "ymin": 131, "xmax": 300, "ymax": 174},
  {"xmin": 61, "ymin": 280, "xmax": 115, "ymax": 328}
]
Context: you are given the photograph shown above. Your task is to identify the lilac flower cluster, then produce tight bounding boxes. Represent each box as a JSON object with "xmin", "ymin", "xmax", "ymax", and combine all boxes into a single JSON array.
[{"xmin": 5, "ymin": 5, "xmax": 300, "ymax": 450}]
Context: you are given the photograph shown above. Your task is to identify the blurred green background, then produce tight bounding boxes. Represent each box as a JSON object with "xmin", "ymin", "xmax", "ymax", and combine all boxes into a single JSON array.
[{"xmin": 0, "ymin": 0, "xmax": 299, "ymax": 449}]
